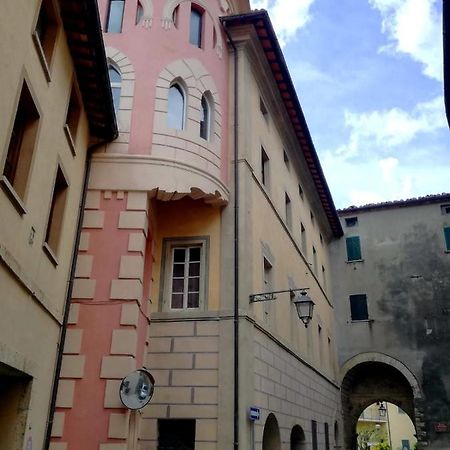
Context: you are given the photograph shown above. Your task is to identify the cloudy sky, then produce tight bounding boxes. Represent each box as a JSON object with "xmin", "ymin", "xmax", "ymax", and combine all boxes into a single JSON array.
[{"xmin": 250, "ymin": 0, "xmax": 449, "ymax": 209}]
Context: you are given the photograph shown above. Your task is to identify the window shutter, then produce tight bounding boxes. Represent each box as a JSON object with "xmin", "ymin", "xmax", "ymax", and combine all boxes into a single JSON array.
[
  {"xmin": 350, "ymin": 294, "xmax": 368, "ymax": 320},
  {"xmin": 346, "ymin": 236, "xmax": 361, "ymax": 261},
  {"xmin": 444, "ymin": 227, "xmax": 450, "ymax": 251}
]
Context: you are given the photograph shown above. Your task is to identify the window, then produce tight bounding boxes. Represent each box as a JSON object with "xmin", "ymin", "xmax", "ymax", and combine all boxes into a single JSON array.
[
  {"xmin": 310, "ymin": 210, "xmax": 315, "ymax": 226},
  {"xmin": 172, "ymin": 5, "xmax": 179, "ymax": 28},
  {"xmin": 301, "ymin": 222, "xmax": 307, "ymax": 256},
  {"xmin": 401, "ymin": 440, "xmax": 411, "ymax": 450},
  {"xmin": 322, "ymin": 265, "xmax": 326, "ymax": 290},
  {"xmin": 200, "ymin": 94, "xmax": 211, "ymax": 140},
  {"xmin": 285, "ymin": 193, "xmax": 292, "ymax": 229},
  {"xmin": 261, "ymin": 147, "xmax": 269, "ymax": 187},
  {"xmin": 109, "ymin": 65, "xmax": 121, "ymax": 112},
  {"xmin": 349, "ymin": 294, "xmax": 368, "ymax": 321},
  {"xmin": 263, "ymin": 256, "xmax": 273, "ymax": 290},
  {"xmin": 189, "ymin": 6, "xmax": 203, "ymax": 48},
  {"xmin": 168, "ymin": 84, "xmax": 185, "ymax": 130},
  {"xmin": 441, "ymin": 204, "xmax": 450, "ymax": 215},
  {"xmin": 135, "ymin": 1, "xmax": 143, "ymax": 25},
  {"xmin": 318, "ymin": 325, "xmax": 323, "ymax": 364},
  {"xmin": 260, "ymin": 97, "xmax": 269, "ymax": 121},
  {"xmin": 345, "ymin": 216, "xmax": 358, "ymax": 227},
  {"xmin": 158, "ymin": 419, "xmax": 195, "ymax": 450},
  {"xmin": 312, "ymin": 246, "xmax": 318, "ymax": 275},
  {"xmin": 44, "ymin": 166, "xmax": 68, "ymax": 260},
  {"xmin": 298, "ymin": 184, "xmax": 304, "ymax": 200},
  {"xmin": 324, "ymin": 423, "xmax": 330, "ymax": 450},
  {"xmin": 33, "ymin": 0, "xmax": 59, "ymax": 80},
  {"xmin": 106, "ymin": 0, "xmax": 125, "ymax": 33},
  {"xmin": 2, "ymin": 80, "xmax": 40, "ymax": 208},
  {"xmin": 283, "ymin": 149, "xmax": 290, "ymax": 169},
  {"xmin": 444, "ymin": 227, "xmax": 450, "ymax": 251},
  {"xmin": 64, "ymin": 82, "xmax": 81, "ymax": 154},
  {"xmin": 346, "ymin": 236, "xmax": 362, "ymax": 261},
  {"xmin": 311, "ymin": 420, "xmax": 318, "ymax": 450}
]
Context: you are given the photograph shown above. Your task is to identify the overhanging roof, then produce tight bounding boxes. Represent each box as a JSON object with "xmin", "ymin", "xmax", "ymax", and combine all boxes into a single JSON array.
[
  {"xmin": 221, "ymin": 11, "xmax": 343, "ymax": 238},
  {"xmin": 59, "ymin": 0, "xmax": 118, "ymax": 142}
]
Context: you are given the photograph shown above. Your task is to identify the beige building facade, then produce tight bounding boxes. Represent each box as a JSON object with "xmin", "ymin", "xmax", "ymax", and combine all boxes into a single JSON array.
[{"xmin": 0, "ymin": 1, "xmax": 116, "ymax": 449}]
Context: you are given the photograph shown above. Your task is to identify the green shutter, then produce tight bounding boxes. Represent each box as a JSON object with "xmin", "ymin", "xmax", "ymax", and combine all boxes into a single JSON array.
[
  {"xmin": 444, "ymin": 227, "xmax": 450, "ymax": 251},
  {"xmin": 346, "ymin": 236, "xmax": 362, "ymax": 261}
]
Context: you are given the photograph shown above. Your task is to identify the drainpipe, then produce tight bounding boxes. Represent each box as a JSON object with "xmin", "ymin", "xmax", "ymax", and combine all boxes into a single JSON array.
[
  {"xmin": 43, "ymin": 140, "xmax": 106, "ymax": 450},
  {"xmin": 222, "ymin": 22, "xmax": 240, "ymax": 450}
]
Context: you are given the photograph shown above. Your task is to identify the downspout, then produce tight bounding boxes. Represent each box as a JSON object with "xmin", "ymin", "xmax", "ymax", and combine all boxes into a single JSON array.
[
  {"xmin": 43, "ymin": 139, "xmax": 109, "ymax": 450},
  {"xmin": 222, "ymin": 22, "xmax": 240, "ymax": 450}
]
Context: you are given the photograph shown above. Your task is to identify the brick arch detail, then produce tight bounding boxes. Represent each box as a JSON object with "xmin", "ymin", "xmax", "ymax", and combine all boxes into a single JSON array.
[
  {"xmin": 105, "ymin": 47, "xmax": 136, "ymax": 151},
  {"xmin": 161, "ymin": 0, "xmax": 224, "ymax": 57}
]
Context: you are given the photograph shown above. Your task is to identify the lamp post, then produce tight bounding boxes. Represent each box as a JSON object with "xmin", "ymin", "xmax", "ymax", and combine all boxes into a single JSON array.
[{"xmin": 249, "ymin": 288, "xmax": 315, "ymax": 328}]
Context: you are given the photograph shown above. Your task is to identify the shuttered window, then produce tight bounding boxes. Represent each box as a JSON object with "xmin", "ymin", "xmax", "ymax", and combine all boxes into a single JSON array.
[
  {"xmin": 346, "ymin": 236, "xmax": 362, "ymax": 261},
  {"xmin": 444, "ymin": 227, "xmax": 450, "ymax": 251},
  {"xmin": 350, "ymin": 294, "xmax": 368, "ymax": 321}
]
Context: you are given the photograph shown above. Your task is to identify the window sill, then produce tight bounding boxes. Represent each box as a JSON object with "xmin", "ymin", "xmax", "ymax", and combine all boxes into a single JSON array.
[
  {"xmin": 350, "ymin": 319, "xmax": 373, "ymax": 323},
  {"xmin": 1, "ymin": 176, "xmax": 27, "ymax": 215},
  {"xmin": 346, "ymin": 259, "xmax": 364, "ymax": 263},
  {"xmin": 64, "ymin": 124, "xmax": 77, "ymax": 156},
  {"xmin": 42, "ymin": 242, "xmax": 59, "ymax": 267},
  {"xmin": 32, "ymin": 32, "xmax": 52, "ymax": 82}
]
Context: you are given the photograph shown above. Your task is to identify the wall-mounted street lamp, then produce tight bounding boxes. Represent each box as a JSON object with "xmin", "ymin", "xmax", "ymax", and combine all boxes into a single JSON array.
[
  {"xmin": 249, "ymin": 288, "xmax": 315, "ymax": 327},
  {"xmin": 378, "ymin": 402, "xmax": 387, "ymax": 417}
]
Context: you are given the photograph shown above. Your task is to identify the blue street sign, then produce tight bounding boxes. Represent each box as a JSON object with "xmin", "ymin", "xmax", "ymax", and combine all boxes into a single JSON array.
[{"xmin": 249, "ymin": 406, "xmax": 261, "ymax": 421}]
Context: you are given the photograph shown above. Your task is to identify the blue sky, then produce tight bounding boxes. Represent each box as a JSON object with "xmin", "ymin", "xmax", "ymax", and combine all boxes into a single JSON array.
[{"xmin": 250, "ymin": 0, "xmax": 449, "ymax": 208}]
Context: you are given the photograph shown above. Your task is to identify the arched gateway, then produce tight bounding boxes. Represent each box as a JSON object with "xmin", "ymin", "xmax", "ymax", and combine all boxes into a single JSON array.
[{"xmin": 341, "ymin": 353, "xmax": 426, "ymax": 450}]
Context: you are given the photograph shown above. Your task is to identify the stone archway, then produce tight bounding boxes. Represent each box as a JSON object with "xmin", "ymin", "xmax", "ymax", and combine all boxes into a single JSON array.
[
  {"xmin": 262, "ymin": 413, "xmax": 281, "ymax": 450},
  {"xmin": 290, "ymin": 425, "xmax": 307, "ymax": 450},
  {"xmin": 341, "ymin": 354, "xmax": 425, "ymax": 450}
]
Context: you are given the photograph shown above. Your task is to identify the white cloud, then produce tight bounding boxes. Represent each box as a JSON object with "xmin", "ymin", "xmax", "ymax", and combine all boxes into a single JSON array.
[
  {"xmin": 335, "ymin": 96, "xmax": 446, "ymax": 158},
  {"xmin": 250, "ymin": 0, "xmax": 315, "ymax": 47},
  {"xmin": 378, "ymin": 157, "xmax": 398, "ymax": 182},
  {"xmin": 369, "ymin": 0, "xmax": 442, "ymax": 81},
  {"xmin": 349, "ymin": 190, "xmax": 385, "ymax": 206}
]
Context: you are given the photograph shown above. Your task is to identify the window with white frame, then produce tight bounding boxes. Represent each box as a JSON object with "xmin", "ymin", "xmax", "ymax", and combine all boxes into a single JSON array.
[{"xmin": 161, "ymin": 238, "xmax": 208, "ymax": 311}]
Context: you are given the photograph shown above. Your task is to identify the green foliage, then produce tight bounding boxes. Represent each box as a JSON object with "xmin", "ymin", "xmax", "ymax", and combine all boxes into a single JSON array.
[{"xmin": 373, "ymin": 442, "xmax": 391, "ymax": 450}]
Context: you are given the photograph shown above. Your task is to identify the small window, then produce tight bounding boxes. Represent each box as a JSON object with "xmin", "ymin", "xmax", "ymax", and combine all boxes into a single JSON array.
[
  {"xmin": 158, "ymin": 419, "xmax": 196, "ymax": 450},
  {"xmin": 189, "ymin": 6, "xmax": 203, "ymax": 48},
  {"xmin": 260, "ymin": 97, "xmax": 268, "ymax": 119},
  {"xmin": 44, "ymin": 166, "xmax": 69, "ymax": 260},
  {"xmin": 106, "ymin": 0, "xmax": 125, "ymax": 33},
  {"xmin": 349, "ymin": 294, "xmax": 368, "ymax": 321},
  {"xmin": 170, "ymin": 246, "xmax": 202, "ymax": 309},
  {"xmin": 311, "ymin": 420, "xmax": 318, "ymax": 450},
  {"xmin": 312, "ymin": 246, "xmax": 317, "ymax": 274},
  {"xmin": 322, "ymin": 265, "xmax": 326, "ymax": 290},
  {"xmin": 135, "ymin": 1, "xmax": 143, "ymax": 25},
  {"xmin": 324, "ymin": 423, "xmax": 330, "ymax": 450},
  {"xmin": 345, "ymin": 216, "xmax": 358, "ymax": 227},
  {"xmin": 285, "ymin": 193, "xmax": 292, "ymax": 229},
  {"xmin": 320, "ymin": 233, "xmax": 323, "ymax": 244},
  {"xmin": 200, "ymin": 94, "xmax": 211, "ymax": 140},
  {"xmin": 2, "ymin": 80, "xmax": 40, "ymax": 207},
  {"xmin": 301, "ymin": 222, "xmax": 307, "ymax": 256},
  {"xmin": 444, "ymin": 227, "xmax": 450, "ymax": 251},
  {"xmin": 263, "ymin": 256, "xmax": 272, "ymax": 290},
  {"xmin": 261, "ymin": 147, "xmax": 269, "ymax": 187},
  {"xmin": 108, "ymin": 65, "xmax": 122, "ymax": 112},
  {"xmin": 172, "ymin": 5, "xmax": 179, "ymax": 28},
  {"xmin": 168, "ymin": 84, "xmax": 185, "ymax": 130},
  {"xmin": 310, "ymin": 210, "xmax": 315, "ymax": 226},
  {"xmin": 33, "ymin": 0, "xmax": 59, "ymax": 80},
  {"xmin": 318, "ymin": 325, "xmax": 323, "ymax": 364},
  {"xmin": 298, "ymin": 184, "xmax": 304, "ymax": 199},
  {"xmin": 346, "ymin": 236, "xmax": 362, "ymax": 261},
  {"xmin": 283, "ymin": 149, "xmax": 290, "ymax": 169},
  {"xmin": 401, "ymin": 440, "xmax": 411, "ymax": 450},
  {"xmin": 64, "ymin": 82, "xmax": 81, "ymax": 154},
  {"xmin": 441, "ymin": 204, "xmax": 450, "ymax": 215}
]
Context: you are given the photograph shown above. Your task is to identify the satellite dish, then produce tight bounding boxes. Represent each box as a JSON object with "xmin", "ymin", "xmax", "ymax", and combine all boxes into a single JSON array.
[{"xmin": 119, "ymin": 369, "xmax": 155, "ymax": 410}]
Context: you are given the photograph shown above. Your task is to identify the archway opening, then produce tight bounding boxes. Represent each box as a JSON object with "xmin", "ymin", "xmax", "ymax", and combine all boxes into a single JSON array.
[
  {"xmin": 342, "ymin": 361, "xmax": 418, "ymax": 450},
  {"xmin": 290, "ymin": 424, "xmax": 306, "ymax": 450},
  {"xmin": 262, "ymin": 413, "xmax": 281, "ymax": 450},
  {"xmin": 356, "ymin": 402, "xmax": 417, "ymax": 450}
]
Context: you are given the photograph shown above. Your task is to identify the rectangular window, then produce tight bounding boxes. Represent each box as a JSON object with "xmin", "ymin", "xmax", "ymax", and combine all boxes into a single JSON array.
[
  {"xmin": 350, "ymin": 294, "xmax": 369, "ymax": 321},
  {"xmin": 444, "ymin": 227, "xmax": 450, "ymax": 251},
  {"xmin": 260, "ymin": 97, "xmax": 268, "ymax": 119},
  {"xmin": 283, "ymin": 149, "xmax": 290, "ymax": 169},
  {"xmin": 106, "ymin": 0, "xmax": 125, "ymax": 33},
  {"xmin": 324, "ymin": 423, "xmax": 330, "ymax": 450},
  {"xmin": 311, "ymin": 420, "xmax": 318, "ymax": 450},
  {"xmin": 33, "ymin": 0, "xmax": 59, "ymax": 80},
  {"xmin": 441, "ymin": 204, "xmax": 450, "ymax": 215},
  {"xmin": 64, "ymin": 82, "xmax": 81, "ymax": 154},
  {"xmin": 318, "ymin": 325, "xmax": 323, "ymax": 365},
  {"xmin": 312, "ymin": 246, "xmax": 318, "ymax": 275},
  {"xmin": 189, "ymin": 6, "xmax": 203, "ymax": 48},
  {"xmin": 346, "ymin": 236, "xmax": 362, "ymax": 261},
  {"xmin": 263, "ymin": 256, "xmax": 273, "ymax": 290},
  {"xmin": 301, "ymin": 222, "xmax": 307, "ymax": 257},
  {"xmin": 310, "ymin": 210, "xmax": 315, "ymax": 226},
  {"xmin": 401, "ymin": 440, "xmax": 411, "ymax": 450},
  {"xmin": 345, "ymin": 216, "xmax": 358, "ymax": 227},
  {"xmin": 2, "ymin": 80, "xmax": 40, "ymax": 209},
  {"xmin": 158, "ymin": 419, "xmax": 196, "ymax": 450},
  {"xmin": 298, "ymin": 184, "xmax": 304, "ymax": 199},
  {"xmin": 261, "ymin": 147, "xmax": 269, "ymax": 187},
  {"xmin": 285, "ymin": 193, "xmax": 292, "ymax": 229},
  {"xmin": 44, "ymin": 166, "xmax": 68, "ymax": 260}
]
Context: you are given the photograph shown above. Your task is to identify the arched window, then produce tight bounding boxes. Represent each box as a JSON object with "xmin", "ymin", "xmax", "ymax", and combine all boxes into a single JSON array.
[
  {"xmin": 172, "ymin": 5, "xmax": 179, "ymax": 28},
  {"xmin": 135, "ymin": 1, "xmax": 143, "ymax": 25},
  {"xmin": 189, "ymin": 6, "xmax": 203, "ymax": 48},
  {"xmin": 200, "ymin": 94, "xmax": 211, "ymax": 140},
  {"xmin": 106, "ymin": 0, "xmax": 125, "ymax": 33},
  {"xmin": 168, "ymin": 84, "xmax": 185, "ymax": 130},
  {"xmin": 109, "ymin": 65, "xmax": 122, "ymax": 111}
]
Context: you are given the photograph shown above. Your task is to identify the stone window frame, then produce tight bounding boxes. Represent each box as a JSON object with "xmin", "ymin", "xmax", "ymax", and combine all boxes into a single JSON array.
[
  {"xmin": 159, "ymin": 236, "xmax": 210, "ymax": 312},
  {"xmin": 167, "ymin": 80, "xmax": 188, "ymax": 131}
]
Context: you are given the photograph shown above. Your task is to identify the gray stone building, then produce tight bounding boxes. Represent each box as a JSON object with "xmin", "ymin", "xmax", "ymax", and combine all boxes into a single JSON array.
[{"xmin": 329, "ymin": 193, "xmax": 450, "ymax": 450}]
